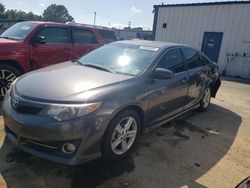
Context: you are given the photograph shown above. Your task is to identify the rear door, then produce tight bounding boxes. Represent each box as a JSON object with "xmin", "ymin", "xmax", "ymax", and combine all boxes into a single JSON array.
[
  {"xmin": 72, "ymin": 28, "xmax": 102, "ymax": 60},
  {"xmin": 147, "ymin": 48, "xmax": 189, "ymax": 126},
  {"xmin": 182, "ymin": 48, "xmax": 210, "ymax": 109},
  {"xmin": 29, "ymin": 26, "xmax": 73, "ymax": 68}
]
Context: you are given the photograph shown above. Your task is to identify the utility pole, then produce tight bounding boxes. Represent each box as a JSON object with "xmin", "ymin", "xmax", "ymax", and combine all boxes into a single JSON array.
[
  {"xmin": 94, "ymin": 12, "xmax": 96, "ymax": 26},
  {"xmin": 128, "ymin": 21, "xmax": 131, "ymax": 28}
]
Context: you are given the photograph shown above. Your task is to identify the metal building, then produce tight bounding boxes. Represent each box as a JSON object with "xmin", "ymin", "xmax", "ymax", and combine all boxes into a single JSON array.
[{"xmin": 152, "ymin": 1, "xmax": 250, "ymax": 79}]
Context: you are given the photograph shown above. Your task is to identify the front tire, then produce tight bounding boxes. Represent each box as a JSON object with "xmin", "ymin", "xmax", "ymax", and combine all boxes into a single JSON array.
[
  {"xmin": 0, "ymin": 64, "xmax": 21, "ymax": 98},
  {"xmin": 102, "ymin": 109, "xmax": 141, "ymax": 160},
  {"xmin": 198, "ymin": 87, "xmax": 211, "ymax": 112}
]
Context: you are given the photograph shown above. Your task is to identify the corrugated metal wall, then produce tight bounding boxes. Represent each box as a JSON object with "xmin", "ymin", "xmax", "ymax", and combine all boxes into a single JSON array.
[{"xmin": 154, "ymin": 4, "xmax": 250, "ymax": 79}]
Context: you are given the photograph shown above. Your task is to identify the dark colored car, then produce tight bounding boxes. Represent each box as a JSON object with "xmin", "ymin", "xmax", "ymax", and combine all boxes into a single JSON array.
[
  {"xmin": 0, "ymin": 21, "xmax": 117, "ymax": 97},
  {"xmin": 3, "ymin": 40, "xmax": 221, "ymax": 165}
]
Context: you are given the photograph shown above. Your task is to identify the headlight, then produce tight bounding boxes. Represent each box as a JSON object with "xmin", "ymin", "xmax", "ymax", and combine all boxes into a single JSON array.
[
  {"xmin": 39, "ymin": 102, "xmax": 101, "ymax": 121},
  {"xmin": 10, "ymin": 77, "xmax": 19, "ymax": 91},
  {"xmin": 9, "ymin": 77, "xmax": 19, "ymax": 98}
]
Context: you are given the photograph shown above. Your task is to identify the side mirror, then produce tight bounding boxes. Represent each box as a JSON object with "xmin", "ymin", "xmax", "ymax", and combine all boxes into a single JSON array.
[
  {"xmin": 33, "ymin": 35, "xmax": 46, "ymax": 44},
  {"xmin": 153, "ymin": 68, "xmax": 174, "ymax": 79}
]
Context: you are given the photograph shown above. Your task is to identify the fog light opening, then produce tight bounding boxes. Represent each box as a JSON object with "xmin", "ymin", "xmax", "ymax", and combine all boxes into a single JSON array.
[{"xmin": 62, "ymin": 143, "xmax": 76, "ymax": 154}]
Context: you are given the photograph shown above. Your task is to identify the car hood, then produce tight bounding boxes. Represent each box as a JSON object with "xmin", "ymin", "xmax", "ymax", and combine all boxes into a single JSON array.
[
  {"xmin": 15, "ymin": 61, "xmax": 133, "ymax": 102},
  {"xmin": 0, "ymin": 38, "xmax": 20, "ymax": 44}
]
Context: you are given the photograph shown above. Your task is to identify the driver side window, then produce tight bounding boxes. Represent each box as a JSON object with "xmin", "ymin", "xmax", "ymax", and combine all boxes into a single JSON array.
[
  {"xmin": 156, "ymin": 48, "xmax": 184, "ymax": 73},
  {"xmin": 37, "ymin": 27, "xmax": 70, "ymax": 44}
]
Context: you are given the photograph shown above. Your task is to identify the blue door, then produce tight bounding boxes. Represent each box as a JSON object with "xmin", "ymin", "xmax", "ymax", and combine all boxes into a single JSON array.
[{"xmin": 201, "ymin": 32, "xmax": 223, "ymax": 62}]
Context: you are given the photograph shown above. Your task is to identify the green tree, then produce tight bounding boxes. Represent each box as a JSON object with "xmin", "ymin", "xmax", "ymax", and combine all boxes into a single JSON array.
[
  {"xmin": 25, "ymin": 11, "xmax": 43, "ymax": 20},
  {"xmin": 4, "ymin": 9, "xmax": 43, "ymax": 20},
  {"xmin": 123, "ymin": 26, "xmax": 132, "ymax": 30},
  {"xmin": 0, "ymin": 3, "xmax": 5, "ymax": 18},
  {"xmin": 4, "ymin": 10, "xmax": 17, "ymax": 19},
  {"xmin": 43, "ymin": 4, "xmax": 74, "ymax": 23},
  {"xmin": 133, "ymin": 27, "xmax": 143, "ymax": 31}
]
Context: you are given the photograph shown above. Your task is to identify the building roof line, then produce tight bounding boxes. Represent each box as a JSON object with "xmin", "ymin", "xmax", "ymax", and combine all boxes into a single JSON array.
[{"xmin": 154, "ymin": 1, "xmax": 250, "ymax": 8}]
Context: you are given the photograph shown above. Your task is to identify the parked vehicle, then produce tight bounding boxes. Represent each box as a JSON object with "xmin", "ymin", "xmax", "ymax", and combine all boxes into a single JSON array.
[
  {"xmin": 0, "ymin": 21, "xmax": 117, "ymax": 97},
  {"xmin": 3, "ymin": 40, "xmax": 221, "ymax": 165}
]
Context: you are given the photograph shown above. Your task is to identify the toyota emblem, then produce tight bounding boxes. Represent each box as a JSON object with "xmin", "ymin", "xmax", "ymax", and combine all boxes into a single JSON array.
[{"xmin": 12, "ymin": 97, "xmax": 19, "ymax": 109}]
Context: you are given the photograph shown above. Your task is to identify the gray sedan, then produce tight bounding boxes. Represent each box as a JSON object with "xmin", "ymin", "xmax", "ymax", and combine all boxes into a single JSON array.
[{"xmin": 2, "ymin": 40, "xmax": 220, "ymax": 165}]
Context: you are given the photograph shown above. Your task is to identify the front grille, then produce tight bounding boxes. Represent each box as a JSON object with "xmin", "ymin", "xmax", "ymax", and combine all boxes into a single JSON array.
[
  {"xmin": 10, "ymin": 93, "xmax": 42, "ymax": 115},
  {"xmin": 15, "ymin": 105, "xmax": 42, "ymax": 115}
]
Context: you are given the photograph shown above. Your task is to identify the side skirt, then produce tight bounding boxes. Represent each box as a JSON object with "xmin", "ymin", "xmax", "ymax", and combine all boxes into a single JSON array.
[{"xmin": 144, "ymin": 103, "xmax": 200, "ymax": 134}]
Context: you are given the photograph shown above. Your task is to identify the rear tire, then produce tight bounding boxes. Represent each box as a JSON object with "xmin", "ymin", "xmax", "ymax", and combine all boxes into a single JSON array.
[
  {"xmin": 198, "ymin": 87, "xmax": 211, "ymax": 112},
  {"xmin": 102, "ymin": 109, "xmax": 141, "ymax": 160},
  {"xmin": 0, "ymin": 64, "xmax": 21, "ymax": 98}
]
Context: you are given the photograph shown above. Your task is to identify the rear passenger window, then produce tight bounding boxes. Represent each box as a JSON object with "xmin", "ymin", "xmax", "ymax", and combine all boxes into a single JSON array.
[
  {"xmin": 98, "ymin": 30, "xmax": 117, "ymax": 43},
  {"xmin": 182, "ymin": 48, "xmax": 203, "ymax": 69},
  {"xmin": 200, "ymin": 53, "xmax": 211, "ymax": 66},
  {"xmin": 73, "ymin": 29, "xmax": 97, "ymax": 44},
  {"xmin": 37, "ymin": 27, "xmax": 70, "ymax": 44},
  {"xmin": 156, "ymin": 48, "xmax": 184, "ymax": 73}
]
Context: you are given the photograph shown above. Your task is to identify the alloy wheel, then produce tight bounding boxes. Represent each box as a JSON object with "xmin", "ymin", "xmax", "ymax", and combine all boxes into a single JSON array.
[
  {"xmin": 203, "ymin": 87, "xmax": 211, "ymax": 108},
  {"xmin": 111, "ymin": 116, "xmax": 137, "ymax": 155},
  {"xmin": 0, "ymin": 69, "xmax": 17, "ymax": 97}
]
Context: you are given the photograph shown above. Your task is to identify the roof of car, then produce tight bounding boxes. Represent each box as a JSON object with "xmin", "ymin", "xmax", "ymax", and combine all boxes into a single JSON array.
[
  {"xmin": 23, "ymin": 21, "xmax": 113, "ymax": 31},
  {"xmin": 115, "ymin": 40, "xmax": 190, "ymax": 49},
  {"xmin": 26, "ymin": 21, "xmax": 65, "ymax": 26}
]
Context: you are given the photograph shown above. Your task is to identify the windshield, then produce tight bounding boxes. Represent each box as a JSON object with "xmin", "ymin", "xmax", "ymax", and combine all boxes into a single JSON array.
[
  {"xmin": 78, "ymin": 43, "xmax": 159, "ymax": 76},
  {"xmin": 0, "ymin": 22, "xmax": 38, "ymax": 40}
]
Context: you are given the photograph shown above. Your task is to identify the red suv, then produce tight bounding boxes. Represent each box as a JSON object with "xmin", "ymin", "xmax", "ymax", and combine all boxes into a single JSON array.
[{"xmin": 0, "ymin": 21, "xmax": 117, "ymax": 97}]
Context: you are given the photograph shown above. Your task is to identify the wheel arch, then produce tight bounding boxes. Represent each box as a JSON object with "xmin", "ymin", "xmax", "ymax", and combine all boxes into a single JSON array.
[
  {"xmin": 0, "ymin": 60, "xmax": 25, "ymax": 74},
  {"xmin": 107, "ymin": 104, "xmax": 145, "ymax": 133},
  {"xmin": 100, "ymin": 104, "xmax": 145, "ymax": 156},
  {"xmin": 121, "ymin": 105, "xmax": 145, "ymax": 131}
]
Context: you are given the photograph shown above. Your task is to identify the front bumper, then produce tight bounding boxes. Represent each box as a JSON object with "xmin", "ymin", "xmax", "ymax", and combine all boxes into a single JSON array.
[{"xmin": 2, "ymin": 92, "xmax": 108, "ymax": 165}]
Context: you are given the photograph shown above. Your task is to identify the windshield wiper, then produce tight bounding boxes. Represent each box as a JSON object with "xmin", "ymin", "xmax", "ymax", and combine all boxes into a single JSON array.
[
  {"xmin": 71, "ymin": 59, "xmax": 82, "ymax": 64},
  {"xmin": 82, "ymin": 63, "xmax": 116, "ymax": 73},
  {"xmin": 0, "ymin": 36, "xmax": 16, "ymax": 40}
]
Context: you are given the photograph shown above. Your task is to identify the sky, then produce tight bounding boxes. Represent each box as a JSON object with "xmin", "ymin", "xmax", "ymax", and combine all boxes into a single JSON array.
[{"xmin": 0, "ymin": 0, "xmax": 243, "ymax": 30}]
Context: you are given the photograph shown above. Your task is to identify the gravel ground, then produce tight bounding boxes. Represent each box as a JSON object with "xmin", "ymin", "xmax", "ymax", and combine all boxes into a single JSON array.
[{"xmin": 0, "ymin": 77, "xmax": 249, "ymax": 188}]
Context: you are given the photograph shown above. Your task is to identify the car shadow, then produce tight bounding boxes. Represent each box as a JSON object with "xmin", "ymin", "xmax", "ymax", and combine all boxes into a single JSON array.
[{"xmin": 0, "ymin": 103, "xmax": 242, "ymax": 188}]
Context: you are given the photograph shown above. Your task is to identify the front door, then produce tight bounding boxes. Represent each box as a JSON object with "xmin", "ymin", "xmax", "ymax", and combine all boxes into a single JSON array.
[
  {"xmin": 147, "ymin": 48, "xmax": 189, "ymax": 126},
  {"xmin": 201, "ymin": 32, "xmax": 223, "ymax": 63},
  {"xmin": 29, "ymin": 26, "xmax": 74, "ymax": 69}
]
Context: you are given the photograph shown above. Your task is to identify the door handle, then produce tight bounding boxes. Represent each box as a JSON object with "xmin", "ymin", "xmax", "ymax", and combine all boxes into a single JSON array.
[{"xmin": 181, "ymin": 77, "xmax": 188, "ymax": 84}]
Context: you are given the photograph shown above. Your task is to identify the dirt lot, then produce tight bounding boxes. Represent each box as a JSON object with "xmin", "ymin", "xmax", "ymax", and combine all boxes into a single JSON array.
[{"xmin": 0, "ymin": 78, "xmax": 249, "ymax": 188}]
